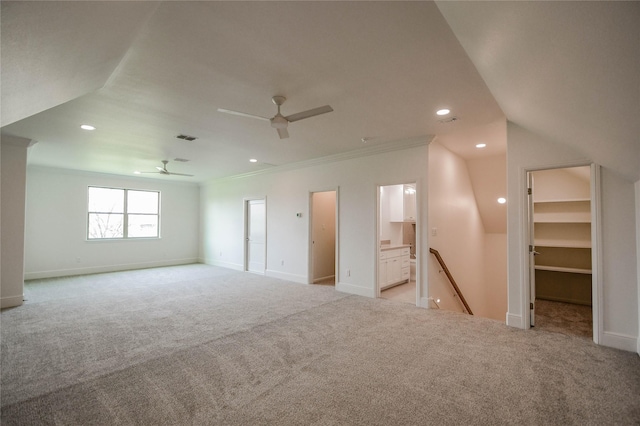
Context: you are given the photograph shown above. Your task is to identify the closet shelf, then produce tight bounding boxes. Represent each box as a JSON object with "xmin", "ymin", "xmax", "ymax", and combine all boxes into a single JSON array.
[
  {"xmin": 535, "ymin": 239, "xmax": 591, "ymax": 249},
  {"xmin": 535, "ymin": 265, "xmax": 592, "ymax": 274},
  {"xmin": 534, "ymin": 198, "xmax": 590, "ymax": 203}
]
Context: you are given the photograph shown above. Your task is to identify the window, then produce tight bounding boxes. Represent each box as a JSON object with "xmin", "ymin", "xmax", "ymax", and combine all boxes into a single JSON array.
[{"xmin": 88, "ymin": 187, "xmax": 160, "ymax": 239}]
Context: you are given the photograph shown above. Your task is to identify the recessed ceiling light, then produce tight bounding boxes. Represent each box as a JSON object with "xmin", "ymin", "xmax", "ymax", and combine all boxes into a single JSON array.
[
  {"xmin": 249, "ymin": 159, "xmax": 258, "ymax": 163},
  {"xmin": 134, "ymin": 171, "xmax": 141, "ymax": 175},
  {"xmin": 436, "ymin": 109, "xmax": 450, "ymax": 116},
  {"xmin": 80, "ymin": 124, "xmax": 96, "ymax": 131},
  {"xmin": 497, "ymin": 197, "xmax": 507, "ymax": 204},
  {"xmin": 476, "ymin": 143, "xmax": 487, "ymax": 148}
]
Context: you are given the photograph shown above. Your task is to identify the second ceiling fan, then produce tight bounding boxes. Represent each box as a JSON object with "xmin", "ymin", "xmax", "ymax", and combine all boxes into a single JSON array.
[{"xmin": 217, "ymin": 96, "xmax": 333, "ymax": 139}]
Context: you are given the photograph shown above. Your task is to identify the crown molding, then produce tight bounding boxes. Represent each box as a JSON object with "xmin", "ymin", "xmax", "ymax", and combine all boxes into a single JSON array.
[{"xmin": 210, "ymin": 135, "xmax": 434, "ymax": 184}]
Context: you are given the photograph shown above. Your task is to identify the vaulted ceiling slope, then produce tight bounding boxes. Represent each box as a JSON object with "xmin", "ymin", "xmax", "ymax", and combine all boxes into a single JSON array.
[
  {"xmin": 437, "ymin": 1, "xmax": 640, "ymax": 182},
  {"xmin": 1, "ymin": 1, "xmax": 503, "ymax": 182},
  {"xmin": 1, "ymin": 2, "xmax": 637, "ymax": 183}
]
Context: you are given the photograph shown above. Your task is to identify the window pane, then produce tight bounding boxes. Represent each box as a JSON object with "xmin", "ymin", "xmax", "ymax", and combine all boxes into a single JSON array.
[
  {"xmin": 88, "ymin": 187, "xmax": 124, "ymax": 213},
  {"xmin": 128, "ymin": 190, "xmax": 159, "ymax": 214},
  {"xmin": 88, "ymin": 213, "xmax": 123, "ymax": 239},
  {"xmin": 128, "ymin": 214, "xmax": 158, "ymax": 238}
]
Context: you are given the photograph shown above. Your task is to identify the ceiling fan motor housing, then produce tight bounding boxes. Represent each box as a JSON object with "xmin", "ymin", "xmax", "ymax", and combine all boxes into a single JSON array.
[{"xmin": 270, "ymin": 115, "xmax": 288, "ymax": 129}]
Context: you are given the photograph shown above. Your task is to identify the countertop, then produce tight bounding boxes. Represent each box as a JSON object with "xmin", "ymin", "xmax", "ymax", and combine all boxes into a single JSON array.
[{"xmin": 380, "ymin": 244, "xmax": 411, "ymax": 252}]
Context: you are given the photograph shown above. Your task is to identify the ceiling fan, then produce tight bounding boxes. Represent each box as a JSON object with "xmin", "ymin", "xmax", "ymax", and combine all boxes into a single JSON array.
[
  {"xmin": 138, "ymin": 160, "xmax": 193, "ymax": 177},
  {"xmin": 217, "ymin": 96, "xmax": 333, "ymax": 139}
]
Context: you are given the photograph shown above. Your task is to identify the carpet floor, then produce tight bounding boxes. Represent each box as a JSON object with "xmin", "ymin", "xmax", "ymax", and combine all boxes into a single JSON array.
[{"xmin": 1, "ymin": 264, "xmax": 639, "ymax": 425}]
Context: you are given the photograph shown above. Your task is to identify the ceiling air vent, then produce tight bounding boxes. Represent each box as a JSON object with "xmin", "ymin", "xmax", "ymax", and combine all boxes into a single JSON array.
[
  {"xmin": 438, "ymin": 116, "xmax": 459, "ymax": 124},
  {"xmin": 173, "ymin": 158, "xmax": 190, "ymax": 162},
  {"xmin": 176, "ymin": 134, "xmax": 197, "ymax": 141}
]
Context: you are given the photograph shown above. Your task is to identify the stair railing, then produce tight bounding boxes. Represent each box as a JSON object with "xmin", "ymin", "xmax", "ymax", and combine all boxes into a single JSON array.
[{"xmin": 429, "ymin": 248, "xmax": 473, "ymax": 315}]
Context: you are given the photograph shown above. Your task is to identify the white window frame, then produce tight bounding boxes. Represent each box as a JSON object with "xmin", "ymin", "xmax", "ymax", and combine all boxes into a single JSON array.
[{"xmin": 87, "ymin": 186, "xmax": 161, "ymax": 240}]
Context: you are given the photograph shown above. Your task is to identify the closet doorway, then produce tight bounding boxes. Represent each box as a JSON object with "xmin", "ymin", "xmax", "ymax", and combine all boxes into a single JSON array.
[
  {"xmin": 527, "ymin": 165, "xmax": 600, "ymax": 341},
  {"xmin": 309, "ymin": 190, "xmax": 338, "ymax": 285}
]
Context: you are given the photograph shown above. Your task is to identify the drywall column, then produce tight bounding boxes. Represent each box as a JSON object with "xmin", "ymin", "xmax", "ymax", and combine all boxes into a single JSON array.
[{"xmin": 1, "ymin": 135, "xmax": 36, "ymax": 308}]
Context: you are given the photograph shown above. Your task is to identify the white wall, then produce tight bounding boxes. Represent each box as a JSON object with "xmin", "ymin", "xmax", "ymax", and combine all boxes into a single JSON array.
[
  {"xmin": 200, "ymin": 142, "xmax": 430, "ymax": 299},
  {"xmin": 24, "ymin": 167, "xmax": 200, "ymax": 279},
  {"xmin": 428, "ymin": 142, "xmax": 487, "ymax": 316},
  {"xmin": 1, "ymin": 136, "xmax": 34, "ymax": 308},
  {"xmin": 506, "ymin": 122, "xmax": 638, "ymax": 352}
]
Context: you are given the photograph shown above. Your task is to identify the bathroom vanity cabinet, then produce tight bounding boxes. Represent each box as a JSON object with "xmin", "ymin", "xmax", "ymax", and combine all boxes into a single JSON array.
[{"xmin": 379, "ymin": 246, "xmax": 410, "ymax": 290}]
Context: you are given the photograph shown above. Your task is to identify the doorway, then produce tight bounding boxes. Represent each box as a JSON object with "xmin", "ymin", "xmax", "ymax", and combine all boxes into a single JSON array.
[
  {"xmin": 377, "ymin": 183, "xmax": 418, "ymax": 305},
  {"xmin": 245, "ymin": 198, "xmax": 266, "ymax": 274},
  {"xmin": 309, "ymin": 190, "xmax": 337, "ymax": 285},
  {"xmin": 527, "ymin": 165, "xmax": 600, "ymax": 341}
]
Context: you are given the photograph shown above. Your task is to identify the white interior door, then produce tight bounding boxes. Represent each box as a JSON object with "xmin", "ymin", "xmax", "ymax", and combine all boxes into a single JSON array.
[
  {"xmin": 527, "ymin": 172, "xmax": 537, "ymax": 326},
  {"xmin": 246, "ymin": 199, "xmax": 266, "ymax": 274}
]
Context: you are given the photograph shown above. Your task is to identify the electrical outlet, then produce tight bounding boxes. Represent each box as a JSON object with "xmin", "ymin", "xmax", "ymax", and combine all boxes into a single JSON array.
[
  {"xmin": 75, "ymin": 257, "xmax": 81, "ymax": 263},
  {"xmin": 347, "ymin": 269, "xmax": 351, "ymax": 277},
  {"xmin": 219, "ymin": 251, "xmax": 222, "ymax": 257},
  {"xmin": 431, "ymin": 227, "xmax": 438, "ymax": 236},
  {"xmin": 281, "ymin": 260, "xmax": 284, "ymax": 266}
]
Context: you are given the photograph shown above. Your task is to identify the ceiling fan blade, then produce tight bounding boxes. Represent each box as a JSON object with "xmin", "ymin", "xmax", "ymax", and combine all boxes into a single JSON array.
[
  {"xmin": 155, "ymin": 166, "xmax": 165, "ymax": 172},
  {"xmin": 167, "ymin": 172, "xmax": 194, "ymax": 177},
  {"xmin": 277, "ymin": 128, "xmax": 289, "ymax": 139},
  {"xmin": 285, "ymin": 105, "xmax": 333, "ymax": 123},
  {"xmin": 139, "ymin": 171, "xmax": 161, "ymax": 174},
  {"xmin": 217, "ymin": 108, "xmax": 270, "ymax": 122}
]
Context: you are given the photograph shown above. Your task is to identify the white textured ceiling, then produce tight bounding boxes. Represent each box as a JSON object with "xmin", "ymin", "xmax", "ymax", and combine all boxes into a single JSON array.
[
  {"xmin": 1, "ymin": 1, "xmax": 504, "ymax": 182},
  {"xmin": 436, "ymin": 0, "xmax": 640, "ymax": 181}
]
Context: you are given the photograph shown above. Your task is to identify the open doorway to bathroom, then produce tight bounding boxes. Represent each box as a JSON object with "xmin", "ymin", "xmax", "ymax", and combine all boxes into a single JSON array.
[
  {"xmin": 309, "ymin": 190, "xmax": 337, "ymax": 286},
  {"xmin": 378, "ymin": 183, "xmax": 417, "ymax": 305}
]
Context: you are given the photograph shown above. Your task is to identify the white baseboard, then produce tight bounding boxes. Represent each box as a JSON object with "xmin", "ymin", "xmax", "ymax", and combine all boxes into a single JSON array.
[
  {"xmin": 313, "ymin": 275, "xmax": 335, "ymax": 284},
  {"xmin": 335, "ymin": 282, "xmax": 375, "ymax": 298},
  {"xmin": 204, "ymin": 259, "xmax": 244, "ymax": 271},
  {"xmin": 419, "ymin": 297, "xmax": 430, "ymax": 309},
  {"xmin": 24, "ymin": 258, "xmax": 199, "ymax": 280},
  {"xmin": 265, "ymin": 269, "xmax": 307, "ymax": 284},
  {"xmin": 506, "ymin": 312, "xmax": 524, "ymax": 329},
  {"xmin": 601, "ymin": 331, "xmax": 638, "ymax": 353},
  {"xmin": 1, "ymin": 295, "xmax": 24, "ymax": 309}
]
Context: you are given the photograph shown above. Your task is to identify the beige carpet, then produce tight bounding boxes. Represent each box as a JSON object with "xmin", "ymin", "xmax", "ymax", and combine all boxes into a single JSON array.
[
  {"xmin": 535, "ymin": 298, "xmax": 593, "ymax": 339},
  {"xmin": 2, "ymin": 264, "xmax": 639, "ymax": 425}
]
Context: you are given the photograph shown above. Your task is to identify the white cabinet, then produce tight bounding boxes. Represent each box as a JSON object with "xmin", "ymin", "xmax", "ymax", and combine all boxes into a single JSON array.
[
  {"xmin": 389, "ymin": 184, "xmax": 416, "ymax": 222},
  {"xmin": 380, "ymin": 247, "xmax": 410, "ymax": 290}
]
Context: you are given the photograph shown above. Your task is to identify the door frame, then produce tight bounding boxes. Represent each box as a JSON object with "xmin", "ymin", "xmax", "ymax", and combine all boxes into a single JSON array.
[
  {"xmin": 244, "ymin": 197, "xmax": 267, "ymax": 275},
  {"xmin": 523, "ymin": 163, "xmax": 602, "ymax": 344},
  {"xmin": 308, "ymin": 188, "xmax": 339, "ymax": 284},
  {"xmin": 376, "ymin": 181, "xmax": 420, "ymax": 306}
]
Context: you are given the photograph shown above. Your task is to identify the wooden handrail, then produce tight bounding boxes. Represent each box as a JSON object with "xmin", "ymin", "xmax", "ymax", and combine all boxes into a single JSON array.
[{"xmin": 429, "ymin": 248, "xmax": 473, "ymax": 315}]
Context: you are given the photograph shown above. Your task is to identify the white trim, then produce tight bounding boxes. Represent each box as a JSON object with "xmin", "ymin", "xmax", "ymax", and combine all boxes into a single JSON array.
[
  {"xmin": 24, "ymin": 258, "xmax": 199, "ymax": 280},
  {"xmin": 204, "ymin": 259, "xmax": 243, "ymax": 271},
  {"xmin": 265, "ymin": 269, "xmax": 306, "ymax": 284},
  {"xmin": 419, "ymin": 296, "xmax": 430, "ymax": 309},
  {"xmin": 0, "ymin": 295, "xmax": 24, "ymax": 309},
  {"xmin": 590, "ymin": 163, "xmax": 603, "ymax": 345},
  {"xmin": 601, "ymin": 331, "xmax": 638, "ymax": 353},
  {"xmin": 336, "ymin": 281, "xmax": 375, "ymax": 298},
  {"xmin": 506, "ymin": 313, "xmax": 524, "ymax": 328},
  {"xmin": 636, "ymin": 179, "xmax": 640, "ymax": 355}
]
